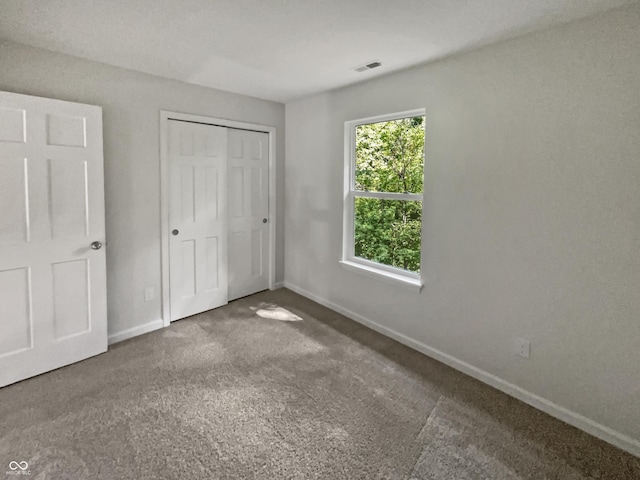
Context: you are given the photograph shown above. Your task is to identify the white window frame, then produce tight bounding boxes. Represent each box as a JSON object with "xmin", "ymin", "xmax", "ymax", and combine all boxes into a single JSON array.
[{"xmin": 340, "ymin": 108, "xmax": 425, "ymax": 292}]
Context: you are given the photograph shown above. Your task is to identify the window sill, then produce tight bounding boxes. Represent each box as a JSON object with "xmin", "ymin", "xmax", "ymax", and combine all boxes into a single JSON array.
[{"xmin": 339, "ymin": 260, "xmax": 423, "ymax": 293}]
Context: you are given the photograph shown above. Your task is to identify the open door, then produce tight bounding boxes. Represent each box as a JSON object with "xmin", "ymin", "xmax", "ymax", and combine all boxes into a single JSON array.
[{"xmin": 0, "ymin": 91, "xmax": 107, "ymax": 388}]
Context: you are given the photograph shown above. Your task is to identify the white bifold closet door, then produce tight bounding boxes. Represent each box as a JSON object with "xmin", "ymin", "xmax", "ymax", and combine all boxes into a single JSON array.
[
  {"xmin": 167, "ymin": 120, "xmax": 269, "ymax": 321},
  {"xmin": 0, "ymin": 91, "xmax": 107, "ymax": 388}
]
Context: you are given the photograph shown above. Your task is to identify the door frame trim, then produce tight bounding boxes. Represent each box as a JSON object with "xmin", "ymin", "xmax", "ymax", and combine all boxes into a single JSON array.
[{"xmin": 159, "ymin": 110, "xmax": 277, "ymax": 327}]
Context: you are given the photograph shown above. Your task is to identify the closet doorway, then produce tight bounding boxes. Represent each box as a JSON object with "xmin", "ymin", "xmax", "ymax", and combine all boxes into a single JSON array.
[{"xmin": 160, "ymin": 112, "xmax": 276, "ymax": 323}]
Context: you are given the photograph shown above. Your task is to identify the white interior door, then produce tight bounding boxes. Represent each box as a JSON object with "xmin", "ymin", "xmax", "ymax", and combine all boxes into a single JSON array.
[
  {"xmin": 228, "ymin": 129, "xmax": 269, "ymax": 301},
  {"xmin": 0, "ymin": 91, "xmax": 107, "ymax": 388},
  {"xmin": 168, "ymin": 120, "xmax": 228, "ymax": 321}
]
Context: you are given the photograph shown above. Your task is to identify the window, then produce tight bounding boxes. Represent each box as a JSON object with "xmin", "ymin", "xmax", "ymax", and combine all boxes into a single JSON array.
[{"xmin": 341, "ymin": 109, "xmax": 425, "ymax": 291}]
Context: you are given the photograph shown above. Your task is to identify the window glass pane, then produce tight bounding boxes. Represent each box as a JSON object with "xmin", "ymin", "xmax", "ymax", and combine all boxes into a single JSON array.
[
  {"xmin": 354, "ymin": 197, "xmax": 421, "ymax": 272},
  {"xmin": 355, "ymin": 116, "xmax": 424, "ymax": 194}
]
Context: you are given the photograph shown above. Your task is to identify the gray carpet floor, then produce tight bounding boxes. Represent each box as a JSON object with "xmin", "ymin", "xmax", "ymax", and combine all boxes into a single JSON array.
[{"xmin": 1, "ymin": 288, "xmax": 638, "ymax": 479}]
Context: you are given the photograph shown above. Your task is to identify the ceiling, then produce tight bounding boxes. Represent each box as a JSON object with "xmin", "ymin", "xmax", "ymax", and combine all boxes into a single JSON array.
[{"xmin": 0, "ymin": 0, "xmax": 633, "ymax": 103}]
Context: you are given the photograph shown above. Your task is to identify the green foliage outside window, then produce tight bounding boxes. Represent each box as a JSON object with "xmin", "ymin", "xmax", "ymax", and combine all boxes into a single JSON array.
[{"xmin": 354, "ymin": 117, "xmax": 424, "ymax": 272}]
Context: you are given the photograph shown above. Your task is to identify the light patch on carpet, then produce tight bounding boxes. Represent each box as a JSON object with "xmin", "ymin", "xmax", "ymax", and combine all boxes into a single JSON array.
[
  {"xmin": 407, "ymin": 396, "xmax": 592, "ymax": 480},
  {"xmin": 251, "ymin": 303, "xmax": 303, "ymax": 322}
]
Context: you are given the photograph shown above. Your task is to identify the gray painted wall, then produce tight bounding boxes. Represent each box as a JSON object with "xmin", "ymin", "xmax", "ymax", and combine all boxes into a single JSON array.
[
  {"xmin": 285, "ymin": 5, "xmax": 640, "ymax": 449},
  {"xmin": 0, "ymin": 40, "xmax": 286, "ymax": 338}
]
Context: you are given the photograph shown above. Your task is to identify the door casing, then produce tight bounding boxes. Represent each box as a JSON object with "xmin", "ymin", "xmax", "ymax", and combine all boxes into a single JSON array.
[{"xmin": 159, "ymin": 110, "xmax": 277, "ymax": 326}]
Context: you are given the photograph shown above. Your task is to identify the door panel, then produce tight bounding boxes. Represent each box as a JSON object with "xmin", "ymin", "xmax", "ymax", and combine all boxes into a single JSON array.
[
  {"xmin": 48, "ymin": 158, "xmax": 89, "ymax": 238},
  {"xmin": 51, "ymin": 259, "xmax": 90, "ymax": 339},
  {"xmin": 250, "ymin": 167, "xmax": 263, "ymax": 217},
  {"xmin": 205, "ymin": 236, "xmax": 220, "ymax": 291},
  {"xmin": 180, "ymin": 239, "xmax": 196, "ymax": 298},
  {"xmin": 180, "ymin": 165, "xmax": 196, "ymax": 223},
  {"xmin": 168, "ymin": 120, "xmax": 228, "ymax": 320},
  {"xmin": 205, "ymin": 167, "xmax": 220, "ymax": 220},
  {"xmin": 0, "ymin": 267, "xmax": 31, "ymax": 356},
  {"xmin": 228, "ymin": 129, "xmax": 269, "ymax": 301},
  {"xmin": 0, "ymin": 158, "xmax": 28, "ymax": 243},
  {"xmin": 46, "ymin": 113, "xmax": 87, "ymax": 147},
  {"xmin": 251, "ymin": 229, "xmax": 263, "ymax": 276},
  {"xmin": 230, "ymin": 167, "xmax": 244, "ymax": 218},
  {"xmin": 0, "ymin": 91, "xmax": 107, "ymax": 388}
]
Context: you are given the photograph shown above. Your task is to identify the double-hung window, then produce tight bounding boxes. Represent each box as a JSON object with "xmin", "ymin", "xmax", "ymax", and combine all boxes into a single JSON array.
[{"xmin": 341, "ymin": 109, "xmax": 425, "ymax": 291}]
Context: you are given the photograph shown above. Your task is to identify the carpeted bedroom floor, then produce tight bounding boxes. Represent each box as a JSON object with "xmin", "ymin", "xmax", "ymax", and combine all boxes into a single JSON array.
[{"xmin": 0, "ymin": 288, "xmax": 638, "ymax": 479}]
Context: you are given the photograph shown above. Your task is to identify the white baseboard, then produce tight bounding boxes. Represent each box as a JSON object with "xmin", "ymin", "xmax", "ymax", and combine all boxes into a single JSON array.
[
  {"xmin": 272, "ymin": 281, "xmax": 285, "ymax": 290},
  {"xmin": 108, "ymin": 318, "xmax": 164, "ymax": 345},
  {"xmin": 283, "ymin": 281, "xmax": 640, "ymax": 459}
]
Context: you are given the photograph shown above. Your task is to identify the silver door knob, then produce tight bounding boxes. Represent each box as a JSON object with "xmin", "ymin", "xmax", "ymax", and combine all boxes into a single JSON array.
[
  {"xmin": 172, "ymin": 229, "xmax": 179, "ymax": 236},
  {"xmin": 91, "ymin": 241, "xmax": 102, "ymax": 250}
]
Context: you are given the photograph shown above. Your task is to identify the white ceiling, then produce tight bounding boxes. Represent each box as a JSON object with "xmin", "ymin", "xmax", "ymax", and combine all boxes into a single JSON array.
[{"xmin": 0, "ymin": 0, "xmax": 633, "ymax": 103}]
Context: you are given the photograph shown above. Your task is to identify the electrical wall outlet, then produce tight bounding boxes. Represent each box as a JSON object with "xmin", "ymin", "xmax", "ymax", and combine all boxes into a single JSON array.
[
  {"xmin": 144, "ymin": 286, "xmax": 155, "ymax": 302},
  {"xmin": 514, "ymin": 338, "xmax": 531, "ymax": 359}
]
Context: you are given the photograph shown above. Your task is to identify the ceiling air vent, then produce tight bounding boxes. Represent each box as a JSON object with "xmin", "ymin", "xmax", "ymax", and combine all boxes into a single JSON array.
[{"xmin": 354, "ymin": 61, "xmax": 382, "ymax": 73}]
